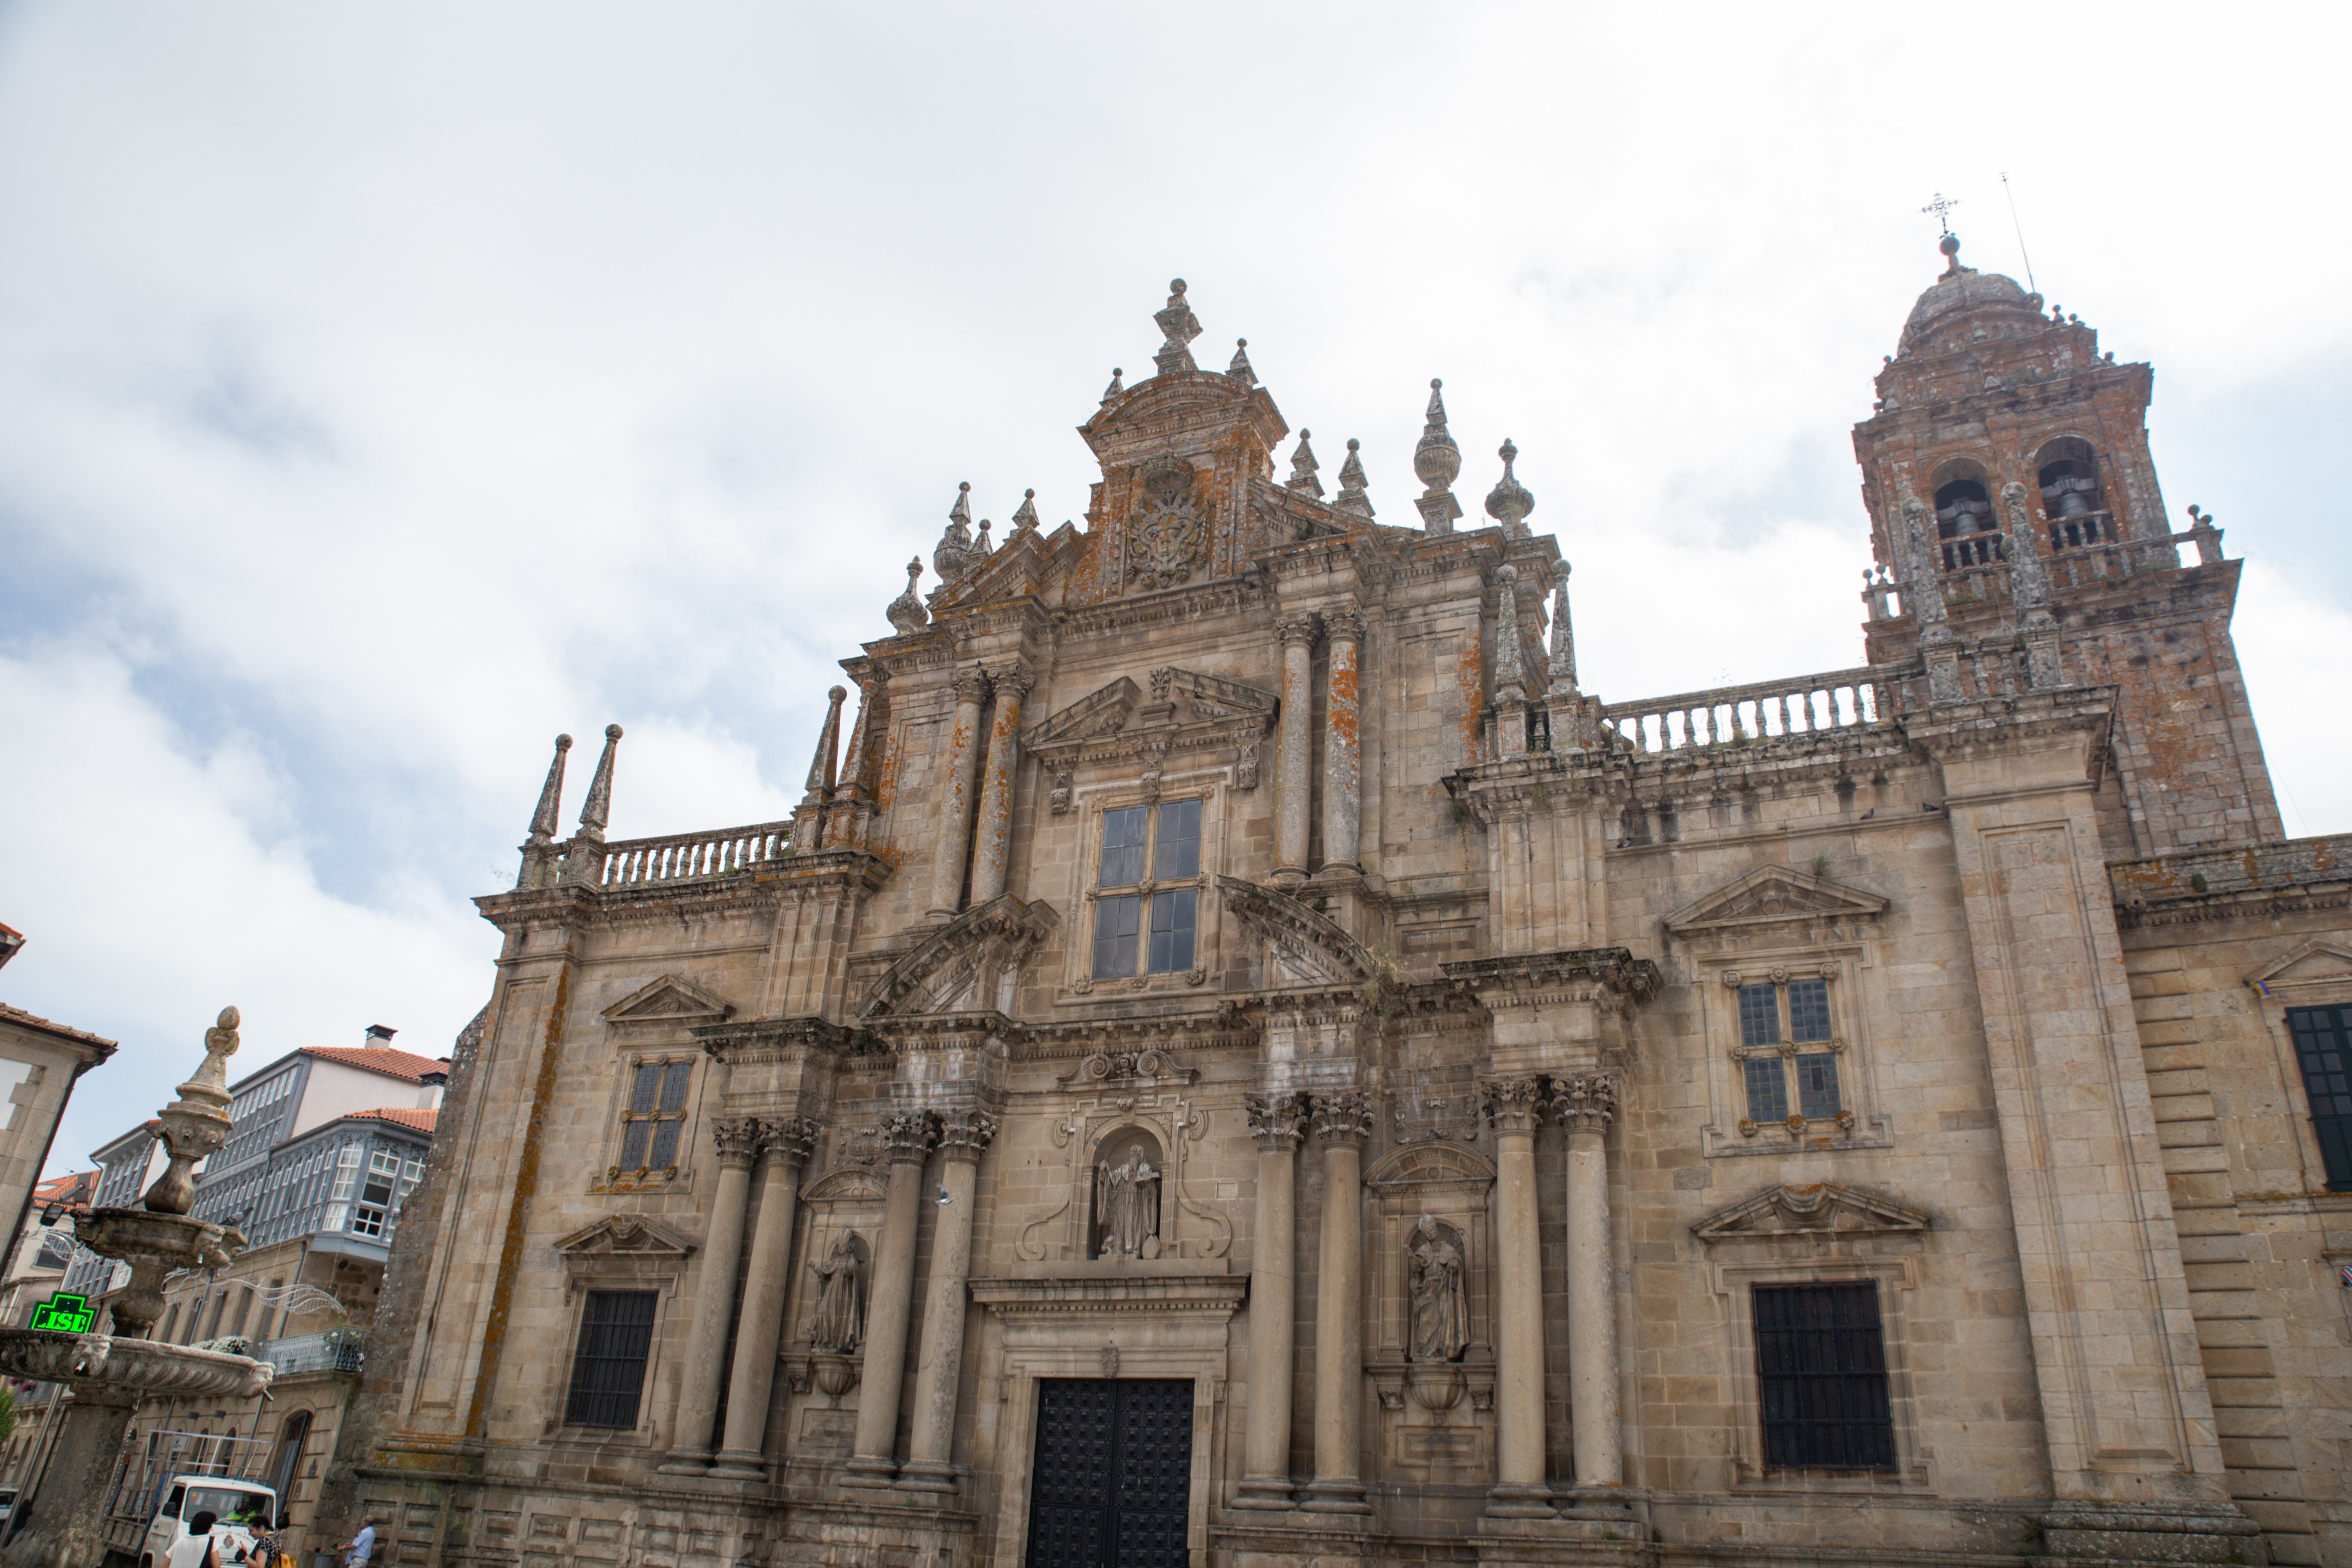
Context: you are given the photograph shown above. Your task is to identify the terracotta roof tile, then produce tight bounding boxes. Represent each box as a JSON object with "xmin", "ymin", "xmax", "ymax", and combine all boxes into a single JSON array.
[
  {"xmin": 346, "ymin": 1107, "xmax": 437, "ymax": 1133},
  {"xmin": 0, "ymin": 1002, "xmax": 117, "ymax": 1050},
  {"xmin": 299, "ymin": 1045, "xmax": 452, "ymax": 1084}
]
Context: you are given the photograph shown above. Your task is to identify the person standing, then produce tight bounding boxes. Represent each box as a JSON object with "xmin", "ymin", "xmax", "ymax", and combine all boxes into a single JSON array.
[
  {"xmin": 345, "ymin": 1517, "xmax": 377, "ymax": 1568},
  {"xmin": 164, "ymin": 1512, "xmax": 222, "ymax": 1568}
]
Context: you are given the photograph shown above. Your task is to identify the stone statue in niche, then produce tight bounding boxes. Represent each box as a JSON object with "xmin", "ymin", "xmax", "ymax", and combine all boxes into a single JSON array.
[
  {"xmin": 1094, "ymin": 1139, "xmax": 1163, "ymax": 1259},
  {"xmin": 1407, "ymin": 1214, "xmax": 1469, "ymax": 1363},
  {"xmin": 810, "ymin": 1230, "xmax": 867, "ymax": 1352}
]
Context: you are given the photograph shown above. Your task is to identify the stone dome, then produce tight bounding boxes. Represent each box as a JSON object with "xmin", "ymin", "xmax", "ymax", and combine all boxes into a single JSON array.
[{"xmin": 1897, "ymin": 235, "xmax": 2043, "ymax": 358}]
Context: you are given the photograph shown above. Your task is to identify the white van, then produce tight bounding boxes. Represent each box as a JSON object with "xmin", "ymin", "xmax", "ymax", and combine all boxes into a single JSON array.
[{"xmin": 138, "ymin": 1476, "xmax": 280, "ymax": 1568}]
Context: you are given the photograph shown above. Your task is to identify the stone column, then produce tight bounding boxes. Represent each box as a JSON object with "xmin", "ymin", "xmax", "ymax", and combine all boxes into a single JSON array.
[
  {"xmin": 710, "ymin": 1116, "xmax": 821, "ymax": 1479},
  {"xmin": 1480, "ymin": 1077, "xmax": 1553, "ymax": 1516},
  {"xmin": 1557, "ymin": 1074, "xmax": 1622, "ymax": 1492},
  {"xmin": 1320, "ymin": 606, "xmax": 1363, "ymax": 876},
  {"xmin": 1235, "ymin": 1093, "xmax": 1308, "ymax": 1509},
  {"xmin": 966, "ymin": 661, "xmax": 1032, "ymax": 906},
  {"xmin": 1273, "ymin": 612, "xmax": 1318, "ymax": 885},
  {"xmin": 658, "ymin": 1116, "xmax": 762, "ymax": 1473},
  {"xmin": 926, "ymin": 666, "xmax": 992, "ymax": 920},
  {"xmin": 898, "ymin": 1109, "xmax": 998, "ymax": 1493},
  {"xmin": 842, "ymin": 1110, "xmax": 937, "ymax": 1488},
  {"xmin": 1302, "ymin": 1091, "xmax": 1372, "ymax": 1514}
]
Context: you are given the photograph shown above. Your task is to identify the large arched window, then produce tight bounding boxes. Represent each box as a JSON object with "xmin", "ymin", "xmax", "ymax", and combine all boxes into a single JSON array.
[
  {"xmin": 2035, "ymin": 436, "xmax": 2106, "ymax": 549},
  {"xmin": 1931, "ymin": 461, "xmax": 2003, "ymax": 570}
]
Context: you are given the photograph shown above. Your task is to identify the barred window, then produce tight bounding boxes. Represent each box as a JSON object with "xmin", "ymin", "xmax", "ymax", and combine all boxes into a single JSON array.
[
  {"xmin": 1733, "ymin": 973, "xmax": 1844, "ymax": 1128},
  {"xmin": 1093, "ymin": 799, "xmax": 1204, "ymax": 980},
  {"xmin": 564, "ymin": 1289, "xmax": 658, "ymax": 1428},
  {"xmin": 2286, "ymin": 1006, "xmax": 2352, "ymax": 1191},
  {"xmin": 1753, "ymin": 1282, "xmax": 1895, "ymax": 1470},
  {"xmin": 619, "ymin": 1060, "xmax": 692, "ymax": 1173}
]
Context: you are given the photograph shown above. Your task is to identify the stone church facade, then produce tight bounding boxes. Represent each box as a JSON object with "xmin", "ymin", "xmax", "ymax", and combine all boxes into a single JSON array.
[{"xmin": 322, "ymin": 247, "xmax": 2352, "ymax": 1568}]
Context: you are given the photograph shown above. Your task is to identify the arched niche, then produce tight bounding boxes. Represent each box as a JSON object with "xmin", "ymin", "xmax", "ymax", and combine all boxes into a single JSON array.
[{"xmin": 1088, "ymin": 1125, "xmax": 1167, "ymax": 1261}]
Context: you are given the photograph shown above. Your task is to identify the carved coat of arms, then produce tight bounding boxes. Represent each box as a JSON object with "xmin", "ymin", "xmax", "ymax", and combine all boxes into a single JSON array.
[{"xmin": 1127, "ymin": 455, "xmax": 1207, "ymax": 591}]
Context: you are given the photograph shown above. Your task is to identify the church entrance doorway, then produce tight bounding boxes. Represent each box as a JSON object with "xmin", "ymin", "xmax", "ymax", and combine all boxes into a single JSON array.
[{"xmin": 1023, "ymin": 1378, "xmax": 1193, "ymax": 1568}]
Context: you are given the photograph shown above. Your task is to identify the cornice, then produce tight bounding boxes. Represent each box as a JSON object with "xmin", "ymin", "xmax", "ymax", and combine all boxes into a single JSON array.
[
  {"xmin": 1442, "ymin": 946, "xmax": 1663, "ymax": 1006},
  {"xmin": 692, "ymin": 1015, "xmax": 851, "ymax": 1063}
]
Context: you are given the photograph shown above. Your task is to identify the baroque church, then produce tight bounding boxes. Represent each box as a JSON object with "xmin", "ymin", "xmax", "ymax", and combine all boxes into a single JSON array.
[{"xmin": 320, "ymin": 243, "xmax": 2352, "ymax": 1568}]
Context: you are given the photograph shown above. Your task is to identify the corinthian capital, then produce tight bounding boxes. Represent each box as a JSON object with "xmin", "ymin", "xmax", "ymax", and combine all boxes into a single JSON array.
[
  {"xmin": 1244, "ymin": 1092, "xmax": 1308, "ymax": 1151},
  {"xmin": 1552, "ymin": 1072, "xmax": 1619, "ymax": 1133},
  {"xmin": 1477, "ymin": 1076, "xmax": 1547, "ymax": 1136},
  {"xmin": 712, "ymin": 1116, "xmax": 765, "ymax": 1170},
  {"xmin": 879, "ymin": 1109, "xmax": 939, "ymax": 1163},
  {"xmin": 951, "ymin": 665, "xmax": 992, "ymax": 705},
  {"xmin": 989, "ymin": 660, "xmax": 1035, "ymax": 702},
  {"xmin": 1321, "ymin": 605, "xmax": 1364, "ymax": 644},
  {"xmin": 760, "ymin": 1115, "xmax": 824, "ymax": 1167},
  {"xmin": 1274, "ymin": 612, "xmax": 1320, "ymax": 649},
  {"xmin": 936, "ymin": 1108, "xmax": 1000, "ymax": 1162},
  {"xmin": 1311, "ymin": 1090, "xmax": 1373, "ymax": 1145}
]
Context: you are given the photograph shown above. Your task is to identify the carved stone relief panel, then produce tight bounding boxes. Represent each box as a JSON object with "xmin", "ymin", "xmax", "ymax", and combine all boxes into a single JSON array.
[{"xmin": 1020, "ymin": 1087, "xmax": 1231, "ymax": 1264}]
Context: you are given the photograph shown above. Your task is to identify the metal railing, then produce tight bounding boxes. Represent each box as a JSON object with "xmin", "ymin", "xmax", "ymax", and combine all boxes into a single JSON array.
[{"xmin": 252, "ymin": 1327, "xmax": 364, "ymax": 1377}]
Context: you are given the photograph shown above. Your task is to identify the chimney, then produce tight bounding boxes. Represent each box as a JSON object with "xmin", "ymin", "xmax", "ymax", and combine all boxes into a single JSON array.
[{"xmin": 365, "ymin": 1025, "xmax": 398, "ymax": 1047}]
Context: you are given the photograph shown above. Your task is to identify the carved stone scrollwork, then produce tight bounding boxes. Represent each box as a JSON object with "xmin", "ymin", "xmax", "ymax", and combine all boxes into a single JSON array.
[
  {"xmin": 711, "ymin": 1116, "xmax": 764, "ymax": 1170},
  {"xmin": 1552, "ymin": 1073, "xmax": 1619, "ymax": 1133},
  {"xmin": 935, "ymin": 1108, "xmax": 1000, "ymax": 1163},
  {"xmin": 1050, "ymin": 771, "xmax": 1074, "ymax": 814},
  {"xmin": 1236, "ymin": 741, "xmax": 1260, "ymax": 790},
  {"xmin": 1129, "ymin": 455, "xmax": 1208, "ymax": 592},
  {"xmin": 1476, "ymin": 1076, "xmax": 1547, "ymax": 1136},
  {"xmin": 878, "ymin": 1110, "xmax": 938, "ymax": 1164},
  {"xmin": 1243, "ymin": 1092, "xmax": 1309, "ymax": 1151},
  {"xmin": 1310, "ymin": 1090, "xmax": 1374, "ymax": 1145}
]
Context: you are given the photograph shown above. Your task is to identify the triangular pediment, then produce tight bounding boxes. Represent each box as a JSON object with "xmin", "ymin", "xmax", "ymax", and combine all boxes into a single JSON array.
[
  {"xmin": 554, "ymin": 1214, "xmax": 697, "ymax": 1258},
  {"xmin": 602, "ymin": 974, "xmax": 736, "ymax": 1025},
  {"xmin": 1664, "ymin": 865, "xmax": 1891, "ymax": 940},
  {"xmin": 2245, "ymin": 938, "xmax": 2352, "ymax": 994},
  {"xmin": 1025, "ymin": 677, "xmax": 1144, "ymax": 751},
  {"xmin": 1692, "ymin": 1182, "xmax": 1928, "ymax": 1244}
]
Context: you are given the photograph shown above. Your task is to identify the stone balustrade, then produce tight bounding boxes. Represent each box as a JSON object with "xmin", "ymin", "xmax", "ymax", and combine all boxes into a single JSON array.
[
  {"xmin": 590, "ymin": 822, "xmax": 793, "ymax": 886},
  {"xmin": 1601, "ymin": 666, "xmax": 1889, "ymax": 754}
]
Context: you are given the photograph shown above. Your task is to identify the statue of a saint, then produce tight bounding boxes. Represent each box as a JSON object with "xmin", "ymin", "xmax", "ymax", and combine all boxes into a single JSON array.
[
  {"xmin": 1094, "ymin": 1142, "xmax": 1162, "ymax": 1259},
  {"xmin": 1406, "ymin": 1215, "xmax": 1469, "ymax": 1363},
  {"xmin": 811, "ymin": 1231, "xmax": 865, "ymax": 1352}
]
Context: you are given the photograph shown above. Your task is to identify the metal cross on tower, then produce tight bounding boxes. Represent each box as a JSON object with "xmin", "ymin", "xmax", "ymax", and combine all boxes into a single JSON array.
[{"xmin": 1919, "ymin": 192, "xmax": 1961, "ymax": 235}]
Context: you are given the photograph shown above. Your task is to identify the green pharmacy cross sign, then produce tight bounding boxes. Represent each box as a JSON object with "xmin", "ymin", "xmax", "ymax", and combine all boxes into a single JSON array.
[{"xmin": 28, "ymin": 1292, "xmax": 95, "ymax": 1335}]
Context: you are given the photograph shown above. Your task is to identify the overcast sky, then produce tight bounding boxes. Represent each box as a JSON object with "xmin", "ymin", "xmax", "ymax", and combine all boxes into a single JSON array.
[{"xmin": 4, "ymin": 3, "xmax": 2348, "ymax": 1176}]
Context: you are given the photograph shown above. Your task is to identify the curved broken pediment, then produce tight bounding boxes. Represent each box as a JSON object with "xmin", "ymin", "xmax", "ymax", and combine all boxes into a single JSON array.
[
  {"xmin": 1218, "ymin": 875, "xmax": 1375, "ymax": 987},
  {"xmin": 856, "ymin": 893, "xmax": 1058, "ymax": 1019}
]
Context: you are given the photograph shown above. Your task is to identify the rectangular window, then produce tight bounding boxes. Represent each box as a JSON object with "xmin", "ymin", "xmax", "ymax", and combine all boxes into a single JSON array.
[
  {"xmin": 1147, "ymin": 888, "xmax": 1197, "ymax": 974},
  {"xmin": 2286, "ymin": 1006, "xmax": 2352, "ymax": 1190},
  {"xmin": 565, "ymin": 1289, "xmax": 658, "ymax": 1428},
  {"xmin": 329, "ymin": 1145, "xmax": 361, "ymax": 1201},
  {"xmin": 1737, "ymin": 984, "xmax": 1781, "ymax": 1047},
  {"xmin": 1753, "ymin": 1282, "xmax": 1895, "ymax": 1470},
  {"xmin": 321, "ymin": 1203, "xmax": 349, "ymax": 1232},
  {"xmin": 1093, "ymin": 894, "xmax": 1142, "ymax": 979},
  {"xmin": 350, "ymin": 1207, "xmax": 384, "ymax": 1238},
  {"xmin": 1099, "ymin": 805, "xmax": 1148, "ymax": 887},
  {"xmin": 1788, "ymin": 977, "xmax": 1833, "ymax": 1043},
  {"xmin": 617, "ymin": 1060, "xmax": 694, "ymax": 1173},
  {"xmin": 1743, "ymin": 1056, "xmax": 1789, "ymax": 1123},
  {"xmin": 1794, "ymin": 1054, "xmax": 1841, "ymax": 1121},
  {"xmin": 1152, "ymin": 798, "xmax": 1201, "ymax": 880}
]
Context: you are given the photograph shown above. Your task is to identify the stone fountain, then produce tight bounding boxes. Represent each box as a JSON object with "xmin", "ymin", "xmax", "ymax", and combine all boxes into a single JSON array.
[{"xmin": 0, "ymin": 1008, "xmax": 274, "ymax": 1568}]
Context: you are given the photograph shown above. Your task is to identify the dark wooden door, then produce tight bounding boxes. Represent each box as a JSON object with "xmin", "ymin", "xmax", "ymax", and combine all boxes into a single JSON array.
[{"xmin": 1024, "ymin": 1378, "xmax": 1193, "ymax": 1568}]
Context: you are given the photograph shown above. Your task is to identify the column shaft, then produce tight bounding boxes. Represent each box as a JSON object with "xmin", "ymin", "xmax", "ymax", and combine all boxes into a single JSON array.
[
  {"xmin": 966, "ymin": 664, "xmax": 1031, "ymax": 905},
  {"xmin": 842, "ymin": 1114, "xmax": 935, "ymax": 1488},
  {"xmin": 658, "ymin": 1118, "xmax": 760, "ymax": 1473},
  {"xmin": 1235, "ymin": 1095, "xmax": 1305, "ymax": 1508},
  {"xmin": 1561, "ymin": 1074, "xmax": 1622, "ymax": 1491},
  {"xmin": 926, "ymin": 668, "xmax": 991, "ymax": 919},
  {"xmin": 899, "ymin": 1110, "xmax": 998, "ymax": 1492},
  {"xmin": 1273, "ymin": 614, "xmax": 1317, "ymax": 883},
  {"xmin": 710, "ymin": 1119, "xmax": 817, "ymax": 1478},
  {"xmin": 1482, "ymin": 1078, "xmax": 1553, "ymax": 1516},
  {"xmin": 1321, "ymin": 609, "xmax": 1362, "ymax": 875},
  {"xmin": 1302, "ymin": 1093, "xmax": 1371, "ymax": 1514}
]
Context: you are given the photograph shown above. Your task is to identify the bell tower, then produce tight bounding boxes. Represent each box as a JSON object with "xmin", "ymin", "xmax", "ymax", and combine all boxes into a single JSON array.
[{"xmin": 1852, "ymin": 233, "xmax": 2284, "ymax": 854}]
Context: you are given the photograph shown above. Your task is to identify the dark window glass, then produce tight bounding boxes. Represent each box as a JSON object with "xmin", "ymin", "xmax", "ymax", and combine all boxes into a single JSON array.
[
  {"xmin": 620, "ymin": 1120, "xmax": 651, "ymax": 1170},
  {"xmin": 1788, "ymin": 978, "xmax": 1832, "ymax": 1043},
  {"xmin": 1093, "ymin": 895, "xmax": 1142, "ymax": 979},
  {"xmin": 1743, "ymin": 1057, "xmax": 1788, "ymax": 1122},
  {"xmin": 649, "ymin": 1119, "xmax": 682, "ymax": 1170},
  {"xmin": 1753, "ymin": 1282, "xmax": 1895, "ymax": 1470},
  {"xmin": 658, "ymin": 1061, "xmax": 692, "ymax": 1112},
  {"xmin": 1100, "ymin": 806, "xmax": 1148, "ymax": 887},
  {"xmin": 1738, "ymin": 984, "xmax": 1781, "ymax": 1047},
  {"xmin": 1794, "ymin": 1054, "xmax": 1841, "ymax": 1120},
  {"xmin": 361, "ymin": 1177, "xmax": 394, "ymax": 1206},
  {"xmin": 629, "ymin": 1063, "xmax": 660, "ymax": 1114},
  {"xmin": 565, "ymin": 1289, "xmax": 658, "ymax": 1428},
  {"xmin": 1147, "ymin": 888, "xmax": 1197, "ymax": 974},
  {"xmin": 1153, "ymin": 799, "xmax": 1201, "ymax": 880},
  {"xmin": 2286, "ymin": 1006, "xmax": 2352, "ymax": 1191}
]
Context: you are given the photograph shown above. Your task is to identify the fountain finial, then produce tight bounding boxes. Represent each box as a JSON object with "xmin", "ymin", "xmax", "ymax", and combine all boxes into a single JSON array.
[{"xmin": 143, "ymin": 1005, "xmax": 242, "ymax": 1216}]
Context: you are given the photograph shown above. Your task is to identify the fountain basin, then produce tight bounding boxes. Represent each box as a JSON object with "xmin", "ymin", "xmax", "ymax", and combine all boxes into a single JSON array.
[{"xmin": 0, "ymin": 1329, "xmax": 272, "ymax": 1400}]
